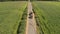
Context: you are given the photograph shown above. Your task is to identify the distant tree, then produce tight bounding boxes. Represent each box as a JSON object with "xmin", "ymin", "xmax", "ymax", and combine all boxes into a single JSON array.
[{"xmin": 0, "ymin": 0, "xmax": 3, "ymax": 2}]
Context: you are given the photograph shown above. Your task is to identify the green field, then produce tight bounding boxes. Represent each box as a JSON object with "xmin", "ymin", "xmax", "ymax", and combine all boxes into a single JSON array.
[
  {"xmin": 0, "ymin": 1, "xmax": 27, "ymax": 34},
  {"xmin": 32, "ymin": 1, "xmax": 60, "ymax": 34}
]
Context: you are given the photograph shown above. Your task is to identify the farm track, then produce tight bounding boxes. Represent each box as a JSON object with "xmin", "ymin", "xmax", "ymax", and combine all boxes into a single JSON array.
[{"xmin": 26, "ymin": 1, "xmax": 37, "ymax": 34}]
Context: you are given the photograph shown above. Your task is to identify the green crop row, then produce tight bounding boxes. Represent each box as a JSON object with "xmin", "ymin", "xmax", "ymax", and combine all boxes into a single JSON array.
[
  {"xmin": 17, "ymin": 7, "xmax": 27, "ymax": 34},
  {"xmin": 0, "ymin": 1, "xmax": 27, "ymax": 34},
  {"xmin": 32, "ymin": 1, "xmax": 60, "ymax": 34}
]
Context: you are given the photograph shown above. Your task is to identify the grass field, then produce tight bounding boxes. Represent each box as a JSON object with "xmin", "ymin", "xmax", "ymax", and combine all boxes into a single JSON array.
[
  {"xmin": 0, "ymin": 1, "xmax": 27, "ymax": 34},
  {"xmin": 32, "ymin": 1, "xmax": 60, "ymax": 34}
]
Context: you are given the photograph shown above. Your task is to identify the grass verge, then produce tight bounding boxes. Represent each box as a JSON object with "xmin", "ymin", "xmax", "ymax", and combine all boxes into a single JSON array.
[{"xmin": 17, "ymin": 7, "xmax": 27, "ymax": 34}]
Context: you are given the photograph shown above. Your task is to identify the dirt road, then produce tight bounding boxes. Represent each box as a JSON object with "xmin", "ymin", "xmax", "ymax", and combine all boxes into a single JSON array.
[{"xmin": 26, "ymin": 1, "xmax": 37, "ymax": 34}]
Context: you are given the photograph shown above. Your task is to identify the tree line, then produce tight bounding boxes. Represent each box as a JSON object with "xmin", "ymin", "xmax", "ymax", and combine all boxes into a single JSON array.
[
  {"xmin": 0, "ymin": 0, "xmax": 28, "ymax": 2},
  {"xmin": 0, "ymin": 0, "xmax": 59, "ymax": 2},
  {"xmin": 37, "ymin": 0, "xmax": 59, "ymax": 1}
]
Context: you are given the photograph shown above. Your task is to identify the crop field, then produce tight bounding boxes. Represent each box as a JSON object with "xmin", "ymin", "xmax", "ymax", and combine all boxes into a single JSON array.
[
  {"xmin": 32, "ymin": 1, "xmax": 60, "ymax": 34},
  {"xmin": 0, "ymin": 1, "xmax": 27, "ymax": 34}
]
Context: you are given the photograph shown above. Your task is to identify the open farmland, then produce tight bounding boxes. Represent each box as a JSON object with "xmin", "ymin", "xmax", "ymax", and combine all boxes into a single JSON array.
[
  {"xmin": 32, "ymin": 1, "xmax": 60, "ymax": 34},
  {"xmin": 0, "ymin": 1, "xmax": 27, "ymax": 34}
]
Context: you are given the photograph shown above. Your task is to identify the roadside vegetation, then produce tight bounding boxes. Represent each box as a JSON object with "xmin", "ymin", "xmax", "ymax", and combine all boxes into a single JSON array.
[
  {"xmin": 32, "ymin": 1, "xmax": 60, "ymax": 34},
  {"xmin": 17, "ymin": 7, "xmax": 27, "ymax": 34},
  {"xmin": 0, "ymin": 1, "xmax": 27, "ymax": 34}
]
